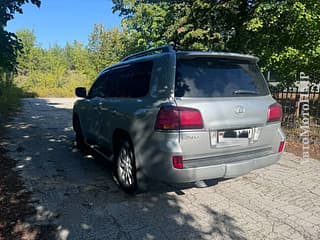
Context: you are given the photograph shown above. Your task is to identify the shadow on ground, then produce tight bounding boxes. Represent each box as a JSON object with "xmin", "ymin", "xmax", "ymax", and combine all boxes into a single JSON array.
[{"xmin": 2, "ymin": 98, "xmax": 245, "ymax": 239}]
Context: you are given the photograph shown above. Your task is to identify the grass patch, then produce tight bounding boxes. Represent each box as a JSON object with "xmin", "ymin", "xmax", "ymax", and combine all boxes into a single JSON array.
[
  {"xmin": 0, "ymin": 72, "xmax": 35, "ymax": 123},
  {"xmin": 0, "ymin": 83, "xmax": 24, "ymax": 121}
]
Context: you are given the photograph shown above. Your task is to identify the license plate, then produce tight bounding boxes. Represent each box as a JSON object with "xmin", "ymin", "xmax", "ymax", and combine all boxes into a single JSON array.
[{"xmin": 217, "ymin": 128, "xmax": 252, "ymax": 146}]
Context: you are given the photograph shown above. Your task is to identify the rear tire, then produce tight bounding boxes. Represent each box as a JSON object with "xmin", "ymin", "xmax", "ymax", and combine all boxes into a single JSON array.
[{"xmin": 115, "ymin": 140, "xmax": 137, "ymax": 194}]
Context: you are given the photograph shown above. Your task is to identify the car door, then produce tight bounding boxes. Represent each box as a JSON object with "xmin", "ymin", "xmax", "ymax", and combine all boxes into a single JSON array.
[
  {"xmin": 82, "ymin": 72, "xmax": 108, "ymax": 145},
  {"xmin": 96, "ymin": 65, "xmax": 132, "ymax": 155},
  {"xmin": 97, "ymin": 62, "xmax": 154, "ymax": 157}
]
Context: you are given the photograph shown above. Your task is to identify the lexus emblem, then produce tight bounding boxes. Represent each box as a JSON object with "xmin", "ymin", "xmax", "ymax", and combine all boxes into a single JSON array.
[{"xmin": 235, "ymin": 105, "xmax": 246, "ymax": 114}]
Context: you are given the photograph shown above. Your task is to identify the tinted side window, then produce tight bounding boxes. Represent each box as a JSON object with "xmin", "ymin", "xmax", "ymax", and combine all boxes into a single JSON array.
[
  {"xmin": 107, "ymin": 66, "xmax": 132, "ymax": 98},
  {"xmin": 88, "ymin": 73, "xmax": 107, "ymax": 98},
  {"xmin": 175, "ymin": 58, "xmax": 269, "ymax": 97},
  {"xmin": 130, "ymin": 61, "xmax": 153, "ymax": 97},
  {"xmin": 106, "ymin": 61, "xmax": 153, "ymax": 98}
]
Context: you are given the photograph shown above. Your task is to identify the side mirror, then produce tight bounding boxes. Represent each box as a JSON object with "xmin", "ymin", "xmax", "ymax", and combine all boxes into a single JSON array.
[{"xmin": 75, "ymin": 87, "xmax": 87, "ymax": 98}]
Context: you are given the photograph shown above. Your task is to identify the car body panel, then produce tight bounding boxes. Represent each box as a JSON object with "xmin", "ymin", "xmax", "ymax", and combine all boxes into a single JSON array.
[{"xmin": 73, "ymin": 47, "xmax": 285, "ymax": 184}]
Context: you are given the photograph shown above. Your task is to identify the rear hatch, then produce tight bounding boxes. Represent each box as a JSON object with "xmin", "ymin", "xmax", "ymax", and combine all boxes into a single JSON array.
[{"xmin": 174, "ymin": 54, "xmax": 281, "ymax": 165}]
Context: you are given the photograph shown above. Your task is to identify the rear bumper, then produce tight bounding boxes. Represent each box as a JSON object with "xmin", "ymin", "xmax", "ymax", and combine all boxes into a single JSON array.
[{"xmin": 144, "ymin": 152, "xmax": 281, "ymax": 183}]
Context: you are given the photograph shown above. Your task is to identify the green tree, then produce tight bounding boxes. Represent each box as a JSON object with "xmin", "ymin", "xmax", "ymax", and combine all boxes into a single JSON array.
[
  {"xmin": 88, "ymin": 24, "xmax": 128, "ymax": 72},
  {"xmin": 15, "ymin": 28, "xmax": 97, "ymax": 97},
  {"xmin": 112, "ymin": 0, "xmax": 225, "ymax": 51},
  {"xmin": 15, "ymin": 29, "xmax": 38, "ymax": 76},
  {"xmin": 0, "ymin": 0, "xmax": 41, "ymax": 72},
  {"xmin": 1, "ymin": 1, "xmax": 41, "ymax": 115},
  {"xmin": 113, "ymin": 0, "xmax": 320, "ymax": 85},
  {"xmin": 121, "ymin": 2, "xmax": 170, "ymax": 48},
  {"xmin": 238, "ymin": 1, "xmax": 320, "ymax": 85},
  {"xmin": 65, "ymin": 41, "xmax": 91, "ymax": 73}
]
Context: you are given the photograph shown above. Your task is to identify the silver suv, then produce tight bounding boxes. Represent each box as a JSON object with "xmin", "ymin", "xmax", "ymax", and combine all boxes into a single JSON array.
[{"xmin": 73, "ymin": 45, "xmax": 285, "ymax": 193}]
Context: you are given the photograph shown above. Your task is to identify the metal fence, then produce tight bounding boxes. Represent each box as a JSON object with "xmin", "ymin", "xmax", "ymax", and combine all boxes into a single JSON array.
[{"xmin": 271, "ymin": 86, "xmax": 320, "ymax": 128}]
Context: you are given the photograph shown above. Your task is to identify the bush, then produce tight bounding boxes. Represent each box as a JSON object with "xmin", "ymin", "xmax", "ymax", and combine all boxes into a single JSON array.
[{"xmin": 0, "ymin": 73, "xmax": 24, "ymax": 119}]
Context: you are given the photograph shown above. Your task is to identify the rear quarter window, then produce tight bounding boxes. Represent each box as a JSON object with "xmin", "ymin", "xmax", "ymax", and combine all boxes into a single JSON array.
[
  {"xmin": 106, "ymin": 61, "xmax": 153, "ymax": 98},
  {"xmin": 130, "ymin": 61, "xmax": 153, "ymax": 98},
  {"xmin": 175, "ymin": 58, "xmax": 269, "ymax": 98}
]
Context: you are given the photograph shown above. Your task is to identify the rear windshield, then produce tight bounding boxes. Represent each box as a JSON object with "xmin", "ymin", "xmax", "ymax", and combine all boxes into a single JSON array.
[{"xmin": 175, "ymin": 58, "xmax": 269, "ymax": 97}]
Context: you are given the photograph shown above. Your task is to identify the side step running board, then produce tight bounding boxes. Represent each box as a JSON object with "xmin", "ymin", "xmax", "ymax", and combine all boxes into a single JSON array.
[{"xmin": 85, "ymin": 142, "xmax": 114, "ymax": 162}]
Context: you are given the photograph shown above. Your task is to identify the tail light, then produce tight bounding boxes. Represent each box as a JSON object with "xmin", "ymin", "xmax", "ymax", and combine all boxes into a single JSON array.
[
  {"xmin": 155, "ymin": 106, "xmax": 203, "ymax": 130},
  {"xmin": 172, "ymin": 156, "xmax": 183, "ymax": 169},
  {"xmin": 268, "ymin": 103, "xmax": 283, "ymax": 122},
  {"xmin": 278, "ymin": 141, "xmax": 285, "ymax": 152}
]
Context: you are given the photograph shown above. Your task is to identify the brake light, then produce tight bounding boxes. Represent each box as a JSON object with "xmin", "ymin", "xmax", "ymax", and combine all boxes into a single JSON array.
[
  {"xmin": 155, "ymin": 106, "xmax": 203, "ymax": 130},
  {"xmin": 278, "ymin": 141, "xmax": 285, "ymax": 152},
  {"xmin": 172, "ymin": 156, "xmax": 183, "ymax": 169},
  {"xmin": 268, "ymin": 103, "xmax": 282, "ymax": 122}
]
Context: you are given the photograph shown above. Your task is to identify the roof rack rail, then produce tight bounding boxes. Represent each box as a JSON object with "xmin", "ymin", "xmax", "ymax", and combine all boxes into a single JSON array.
[{"xmin": 121, "ymin": 44, "xmax": 175, "ymax": 62}]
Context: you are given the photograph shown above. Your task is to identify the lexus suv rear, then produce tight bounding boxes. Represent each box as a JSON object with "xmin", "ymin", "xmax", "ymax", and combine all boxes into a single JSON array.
[{"xmin": 73, "ymin": 45, "xmax": 285, "ymax": 193}]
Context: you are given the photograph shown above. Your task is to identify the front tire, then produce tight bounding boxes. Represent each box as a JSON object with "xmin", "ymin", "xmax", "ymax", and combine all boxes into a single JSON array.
[
  {"xmin": 115, "ymin": 140, "xmax": 137, "ymax": 194},
  {"xmin": 73, "ymin": 116, "xmax": 86, "ymax": 151}
]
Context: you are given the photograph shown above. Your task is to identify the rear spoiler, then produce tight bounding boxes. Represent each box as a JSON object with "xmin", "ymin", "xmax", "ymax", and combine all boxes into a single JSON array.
[{"xmin": 176, "ymin": 51, "xmax": 259, "ymax": 63}]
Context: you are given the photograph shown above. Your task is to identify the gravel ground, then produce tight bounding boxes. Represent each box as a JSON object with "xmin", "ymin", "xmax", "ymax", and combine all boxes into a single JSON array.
[{"xmin": 1, "ymin": 98, "xmax": 320, "ymax": 240}]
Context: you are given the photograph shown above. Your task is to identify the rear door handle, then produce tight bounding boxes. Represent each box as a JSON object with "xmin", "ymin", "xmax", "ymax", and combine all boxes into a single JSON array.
[
  {"xmin": 98, "ymin": 101, "xmax": 108, "ymax": 111},
  {"xmin": 110, "ymin": 109, "xmax": 117, "ymax": 115},
  {"xmin": 97, "ymin": 104, "xmax": 116, "ymax": 113},
  {"xmin": 99, "ymin": 106, "xmax": 109, "ymax": 111},
  {"xmin": 92, "ymin": 99, "xmax": 101, "ymax": 110}
]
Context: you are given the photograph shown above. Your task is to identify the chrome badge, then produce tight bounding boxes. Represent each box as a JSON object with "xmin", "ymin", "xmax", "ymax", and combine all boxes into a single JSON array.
[{"xmin": 234, "ymin": 105, "xmax": 246, "ymax": 114}]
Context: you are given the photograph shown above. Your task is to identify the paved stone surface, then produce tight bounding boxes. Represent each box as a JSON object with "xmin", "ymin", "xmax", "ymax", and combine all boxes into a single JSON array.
[{"xmin": 3, "ymin": 98, "xmax": 320, "ymax": 240}]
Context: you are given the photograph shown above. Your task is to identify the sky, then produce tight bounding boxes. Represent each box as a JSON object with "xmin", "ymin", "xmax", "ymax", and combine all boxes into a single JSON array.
[{"xmin": 6, "ymin": 0, "xmax": 121, "ymax": 48}]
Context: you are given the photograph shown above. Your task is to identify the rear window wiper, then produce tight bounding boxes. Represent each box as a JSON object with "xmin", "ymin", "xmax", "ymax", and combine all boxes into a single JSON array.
[{"xmin": 233, "ymin": 90, "xmax": 259, "ymax": 95}]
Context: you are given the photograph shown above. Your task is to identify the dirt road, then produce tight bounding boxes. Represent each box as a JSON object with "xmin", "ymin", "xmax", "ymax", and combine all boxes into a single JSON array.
[{"xmin": 3, "ymin": 98, "xmax": 320, "ymax": 239}]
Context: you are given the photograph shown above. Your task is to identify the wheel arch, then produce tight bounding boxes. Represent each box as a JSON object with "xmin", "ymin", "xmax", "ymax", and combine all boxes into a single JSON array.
[
  {"xmin": 113, "ymin": 128, "xmax": 140, "ymax": 193},
  {"xmin": 112, "ymin": 128, "xmax": 134, "ymax": 154},
  {"xmin": 72, "ymin": 113, "xmax": 80, "ymax": 132}
]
